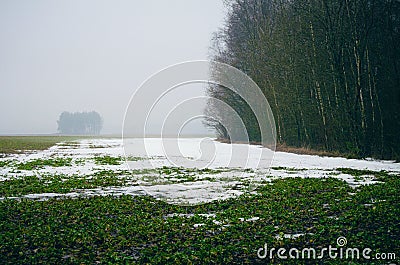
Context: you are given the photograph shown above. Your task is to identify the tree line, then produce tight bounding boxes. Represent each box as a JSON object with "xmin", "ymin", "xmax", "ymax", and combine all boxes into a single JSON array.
[
  {"xmin": 57, "ymin": 111, "xmax": 103, "ymax": 135},
  {"xmin": 205, "ymin": 0, "xmax": 400, "ymax": 159}
]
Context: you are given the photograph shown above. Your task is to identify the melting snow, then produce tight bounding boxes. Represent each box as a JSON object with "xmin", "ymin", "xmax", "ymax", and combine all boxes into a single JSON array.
[{"xmin": 1, "ymin": 138, "xmax": 399, "ymax": 204}]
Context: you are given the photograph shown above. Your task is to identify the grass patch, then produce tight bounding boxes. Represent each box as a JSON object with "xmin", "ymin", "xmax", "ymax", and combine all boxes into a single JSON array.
[
  {"xmin": 0, "ymin": 177, "xmax": 398, "ymax": 264},
  {"xmin": 0, "ymin": 160, "xmax": 12, "ymax": 168},
  {"xmin": 0, "ymin": 136, "xmax": 86, "ymax": 154},
  {"xmin": 17, "ymin": 158, "xmax": 73, "ymax": 170},
  {"xmin": 0, "ymin": 170, "xmax": 136, "ymax": 197},
  {"xmin": 138, "ymin": 166, "xmax": 234, "ymax": 184},
  {"xmin": 93, "ymin": 156, "xmax": 148, "ymax": 165},
  {"xmin": 337, "ymin": 167, "xmax": 397, "ymax": 181},
  {"xmin": 94, "ymin": 155, "xmax": 123, "ymax": 165},
  {"xmin": 158, "ymin": 166, "xmax": 225, "ymax": 176},
  {"xmin": 126, "ymin": 156, "xmax": 145, "ymax": 162}
]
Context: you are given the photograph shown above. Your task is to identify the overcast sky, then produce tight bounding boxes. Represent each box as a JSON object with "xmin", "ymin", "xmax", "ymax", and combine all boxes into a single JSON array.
[{"xmin": 0, "ymin": 0, "xmax": 225, "ymax": 135}]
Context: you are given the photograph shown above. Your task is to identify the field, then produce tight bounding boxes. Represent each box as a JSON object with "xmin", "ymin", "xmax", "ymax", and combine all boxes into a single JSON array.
[
  {"xmin": 0, "ymin": 136, "xmax": 86, "ymax": 154},
  {"xmin": 0, "ymin": 137, "xmax": 399, "ymax": 264}
]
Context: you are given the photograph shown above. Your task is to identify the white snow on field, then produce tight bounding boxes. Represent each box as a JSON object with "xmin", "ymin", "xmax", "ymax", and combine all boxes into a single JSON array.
[
  {"xmin": 0, "ymin": 138, "xmax": 399, "ymax": 204},
  {"xmin": 272, "ymin": 150, "xmax": 400, "ymax": 172},
  {"xmin": 123, "ymin": 138, "xmax": 400, "ymax": 172}
]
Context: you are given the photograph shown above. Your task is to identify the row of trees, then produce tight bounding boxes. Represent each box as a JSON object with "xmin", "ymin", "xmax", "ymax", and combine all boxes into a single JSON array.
[
  {"xmin": 57, "ymin": 111, "xmax": 103, "ymax": 135},
  {"xmin": 206, "ymin": 0, "xmax": 400, "ymax": 159}
]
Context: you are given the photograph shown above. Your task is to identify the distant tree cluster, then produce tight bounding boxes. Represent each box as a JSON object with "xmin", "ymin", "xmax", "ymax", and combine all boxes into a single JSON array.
[
  {"xmin": 57, "ymin": 111, "xmax": 103, "ymax": 135},
  {"xmin": 206, "ymin": 0, "xmax": 400, "ymax": 159}
]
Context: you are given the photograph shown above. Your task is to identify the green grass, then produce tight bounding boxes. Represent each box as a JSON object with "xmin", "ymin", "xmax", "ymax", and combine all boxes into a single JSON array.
[
  {"xmin": 0, "ymin": 136, "xmax": 84, "ymax": 154},
  {"xmin": 0, "ymin": 170, "xmax": 137, "ymax": 197},
  {"xmin": 16, "ymin": 157, "xmax": 73, "ymax": 170},
  {"xmin": 0, "ymin": 160, "xmax": 12, "ymax": 168},
  {"xmin": 0, "ymin": 177, "xmax": 398, "ymax": 264},
  {"xmin": 157, "ymin": 166, "xmax": 227, "ymax": 176},
  {"xmin": 337, "ymin": 168, "xmax": 396, "ymax": 182},
  {"xmin": 0, "ymin": 164, "xmax": 235, "ymax": 197},
  {"xmin": 139, "ymin": 166, "xmax": 235, "ymax": 185},
  {"xmin": 0, "ymin": 137, "xmax": 398, "ymax": 263},
  {"xmin": 93, "ymin": 155, "xmax": 149, "ymax": 165},
  {"xmin": 94, "ymin": 155, "xmax": 124, "ymax": 165}
]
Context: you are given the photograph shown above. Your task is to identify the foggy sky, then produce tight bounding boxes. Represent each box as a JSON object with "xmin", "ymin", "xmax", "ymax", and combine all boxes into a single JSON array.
[{"xmin": 0, "ymin": 0, "xmax": 225, "ymax": 135}]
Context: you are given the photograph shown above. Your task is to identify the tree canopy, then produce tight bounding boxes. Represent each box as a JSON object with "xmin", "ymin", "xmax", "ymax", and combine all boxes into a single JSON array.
[
  {"xmin": 205, "ymin": 0, "xmax": 400, "ymax": 160},
  {"xmin": 57, "ymin": 111, "xmax": 103, "ymax": 135}
]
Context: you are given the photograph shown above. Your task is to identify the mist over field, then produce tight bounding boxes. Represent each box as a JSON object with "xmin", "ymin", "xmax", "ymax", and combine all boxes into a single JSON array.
[{"xmin": 0, "ymin": 0, "xmax": 225, "ymax": 135}]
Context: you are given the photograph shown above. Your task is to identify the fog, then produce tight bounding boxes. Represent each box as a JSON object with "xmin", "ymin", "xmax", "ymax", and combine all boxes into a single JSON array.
[{"xmin": 0, "ymin": 0, "xmax": 225, "ymax": 135}]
